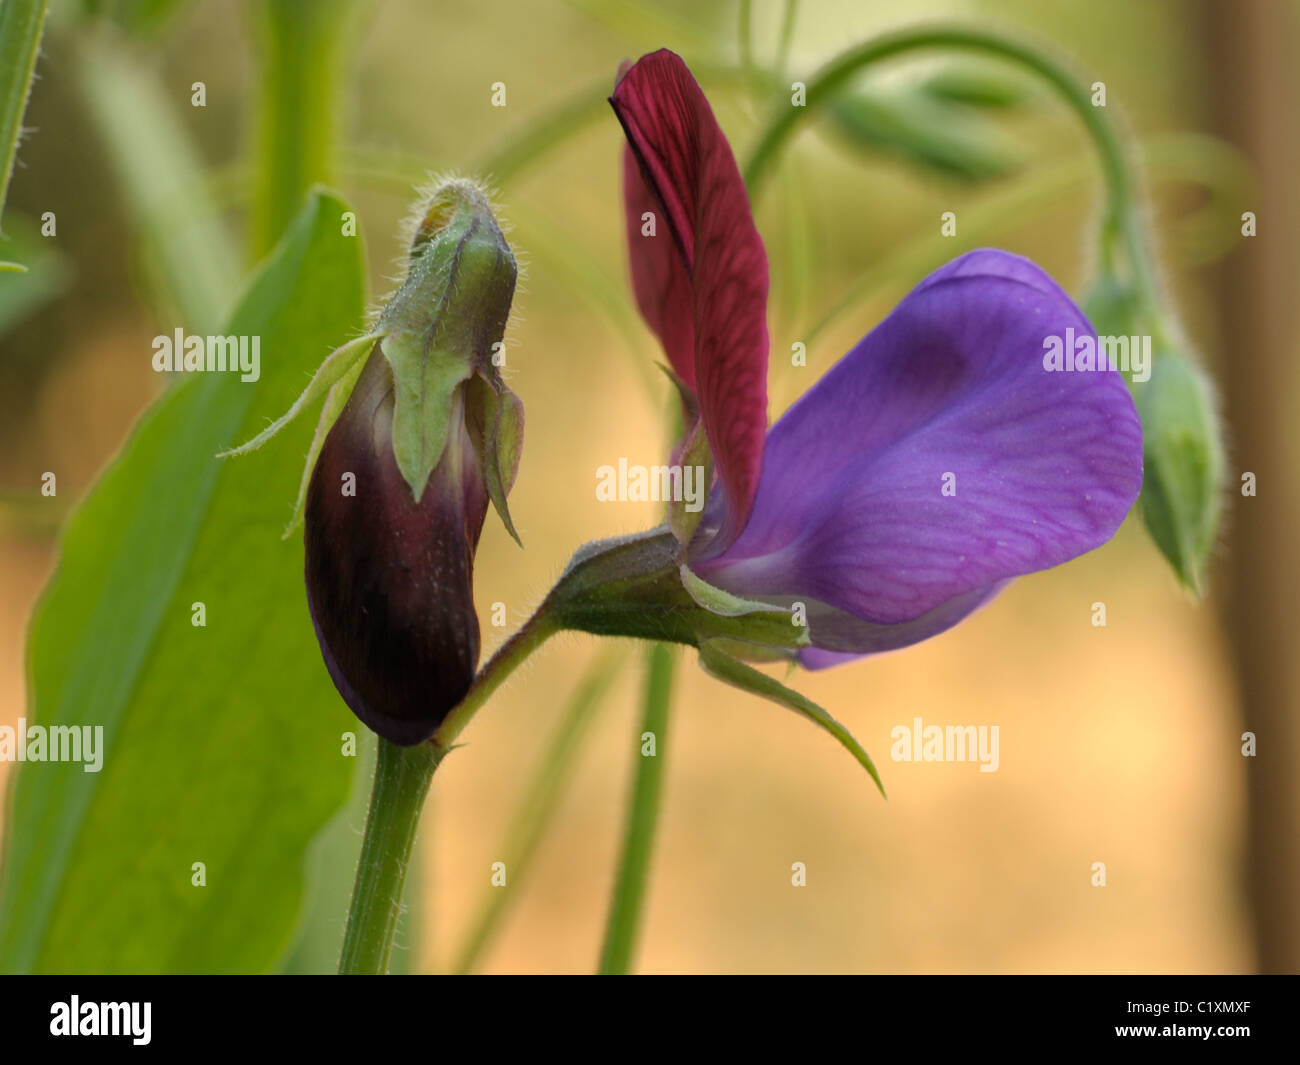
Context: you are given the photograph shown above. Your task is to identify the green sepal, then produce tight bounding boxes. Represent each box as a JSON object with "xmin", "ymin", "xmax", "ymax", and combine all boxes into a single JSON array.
[
  {"xmin": 679, "ymin": 562, "xmax": 788, "ymax": 619},
  {"xmin": 217, "ymin": 330, "xmax": 379, "ymax": 458},
  {"xmin": 654, "ymin": 361, "xmax": 698, "ymax": 423},
  {"xmin": 696, "ymin": 640, "xmax": 886, "ymax": 797},
  {"xmin": 378, "ymin": 328, "xmax": 472, "ymax": 503},
  {"xmin": 374, "ymin": 179, "xmax": 517, "ymax": 502},
  {"xmin": 547, "ymin": 528, "xmax": 807, "ymax": 652},
  {"xmin": 281, "ymin": 351, "xmax": 366, "ymax": 539},
  {"xmin": 668, "ymin": 418, "xmax": 711, "ymax": 546},
  {"xmin": 703, "ymin": 636, "xmax": 800, "ymax": 665},
  {"xmin": 463, "ymin": 370, "xmax": 524, "ymax": 546}
]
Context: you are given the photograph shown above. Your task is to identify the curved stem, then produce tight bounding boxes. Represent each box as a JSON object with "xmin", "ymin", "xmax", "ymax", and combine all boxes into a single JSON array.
[
  {"xmin": 432, "ymin": 603, "xmax": 561, "ymax": 749},
  {"xmin": 598, "ymin": 642, "xmax": 676, "ymax": 974},
  {"xmin": 338, "ymin": 738, "xmax": 443, "ymax": 974},
  {"xmin": 743, "ymin": 25, "xmax": 1163, "ymax": 308}
]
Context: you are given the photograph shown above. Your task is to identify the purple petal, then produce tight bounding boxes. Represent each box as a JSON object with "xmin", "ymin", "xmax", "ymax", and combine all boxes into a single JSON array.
[
  {"xmin": 795, "ymin": 582, "xmax": 1006, "ymax": 668},
  {"xmin": 691, "ymin": 249, "xmax": 1143, "ymax": 648}
]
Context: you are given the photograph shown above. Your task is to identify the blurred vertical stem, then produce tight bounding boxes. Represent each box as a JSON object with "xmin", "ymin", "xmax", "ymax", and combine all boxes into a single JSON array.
[
  {"xmin": 738, "ymin": 0, "xmax": 756, "ymax": 87},
  {"xmin": 0, "ymin": 0, "xmax": 47, "ymax": 224},
  {"xmin": 775, "ymin": 0, "xmax": 799, "ymax": 80},
  {"xmin": 451, "ymin": 648, "xmax": 623, "ymax": 974},
  {"xmin": 598, "ymin": 642, "xmax": 675, "ymax": 974},
  {"xmin": 76, "ymin": 33, "xmax": 240, "ymax": 332},
  {"xmin": 739, "ymin": 0, "xmax": 800, "ymax": 89},
  {"xmin": 338, "ymin": 738, "xmax": 443, "ymax": 975},
  {"xmin": 250, "ymin": 0, "xmax": 354, "ymax": 255}
]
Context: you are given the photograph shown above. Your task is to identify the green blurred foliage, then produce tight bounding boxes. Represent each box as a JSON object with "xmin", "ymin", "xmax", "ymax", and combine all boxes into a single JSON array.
[{"xmin": 0, "ymin": 190, "xmax": 365, "ymax": 973}]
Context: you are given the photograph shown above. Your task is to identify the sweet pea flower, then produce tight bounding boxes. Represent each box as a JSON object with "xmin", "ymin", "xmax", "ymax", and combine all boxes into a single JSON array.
[
  {"xmin": 609, "ymin": 49, "xmax": 1143, "ymax": 666},
  {"xmin": 223, "ymin": 181, "xmax": 522, "ymax": 746}
]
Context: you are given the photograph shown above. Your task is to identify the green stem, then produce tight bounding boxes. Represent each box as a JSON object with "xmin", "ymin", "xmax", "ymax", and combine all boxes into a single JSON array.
[
  {"xmin": 598, "ymin": 642, "xmax": 675, "ymax": 974},
  {"xmin": 250, "ymin": 0, "xmax": 354, "ymax": 255},
  {"xmin": 340, "ymin": 603, "xmax": 560, "ymax": 974},
  {"xmin": 338, "ymin": 738, "xmax": 443, "ymax": 974},
  {"xmin": 743, "ymin": 25, "xmax": 1162, "ymax": 308},
  {"xmin": 432, "ymin": 603, "xmax": 561, "ymax": 749}
]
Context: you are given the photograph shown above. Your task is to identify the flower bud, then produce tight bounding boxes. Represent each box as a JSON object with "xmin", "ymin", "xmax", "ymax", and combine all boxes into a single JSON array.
[
  {"xmin": 1084, "ymin": 273, "xmax": 1225, "ymax": 593},
  {"xmin": 305, "ymin": 180, "xmax": 522, "ymax": 744},
  {"xmin": 829, "ymin": 83, "xmax": 1022, "ymax": 182},
  {"xmin": 1132, "ymin": 343, "xmax": 1224, "ymax": 595}
]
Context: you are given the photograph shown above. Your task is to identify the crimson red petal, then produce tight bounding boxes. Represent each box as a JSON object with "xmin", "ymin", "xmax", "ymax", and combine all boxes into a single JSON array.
[
  {"xmin": 611, "ymin": 48, "xmax": 769, "ymax": 538},
  {"xmin": 622, "ymin": 145, "xmax": 696, "ymax": 388}
]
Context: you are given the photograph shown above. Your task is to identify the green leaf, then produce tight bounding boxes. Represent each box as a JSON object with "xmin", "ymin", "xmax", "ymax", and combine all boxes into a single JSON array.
[
  {"xmin": 0, "ymin": 189, "xmax": 366, "ymax": 974},
  {"xmin": 0, "ymin": 0, "xmax": 47, "ymax": 220},
  {"xmin": 697, "ymin": 640, "xmax": 886, "ymax": 797}
]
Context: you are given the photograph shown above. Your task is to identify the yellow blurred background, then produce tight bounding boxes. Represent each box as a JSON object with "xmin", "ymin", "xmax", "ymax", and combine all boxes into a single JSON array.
[{"xmin": 2, "ymin": 0, "xmax": 1296, "ymax": 973}]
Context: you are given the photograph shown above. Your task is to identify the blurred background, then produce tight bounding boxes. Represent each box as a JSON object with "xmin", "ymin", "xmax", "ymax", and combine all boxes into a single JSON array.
[{"xmin": 1, "ymin": 0, "xmax": 1296, "ymax": 973}]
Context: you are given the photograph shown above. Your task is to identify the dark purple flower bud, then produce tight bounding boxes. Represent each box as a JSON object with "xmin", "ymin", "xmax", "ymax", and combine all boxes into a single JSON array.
[{"xmin": 304, "ymin": 181, "xmax": 522, "ymax": 745}]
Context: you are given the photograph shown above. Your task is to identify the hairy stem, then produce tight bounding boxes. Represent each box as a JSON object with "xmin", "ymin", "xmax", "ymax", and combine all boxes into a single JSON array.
[
  {"xmin": 431, "ymin": 606, "xmax": 561, "ymax": 751},
  {"xmin": 338, "ymin": 738, "xmax": 443, "ymax": 974}
]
